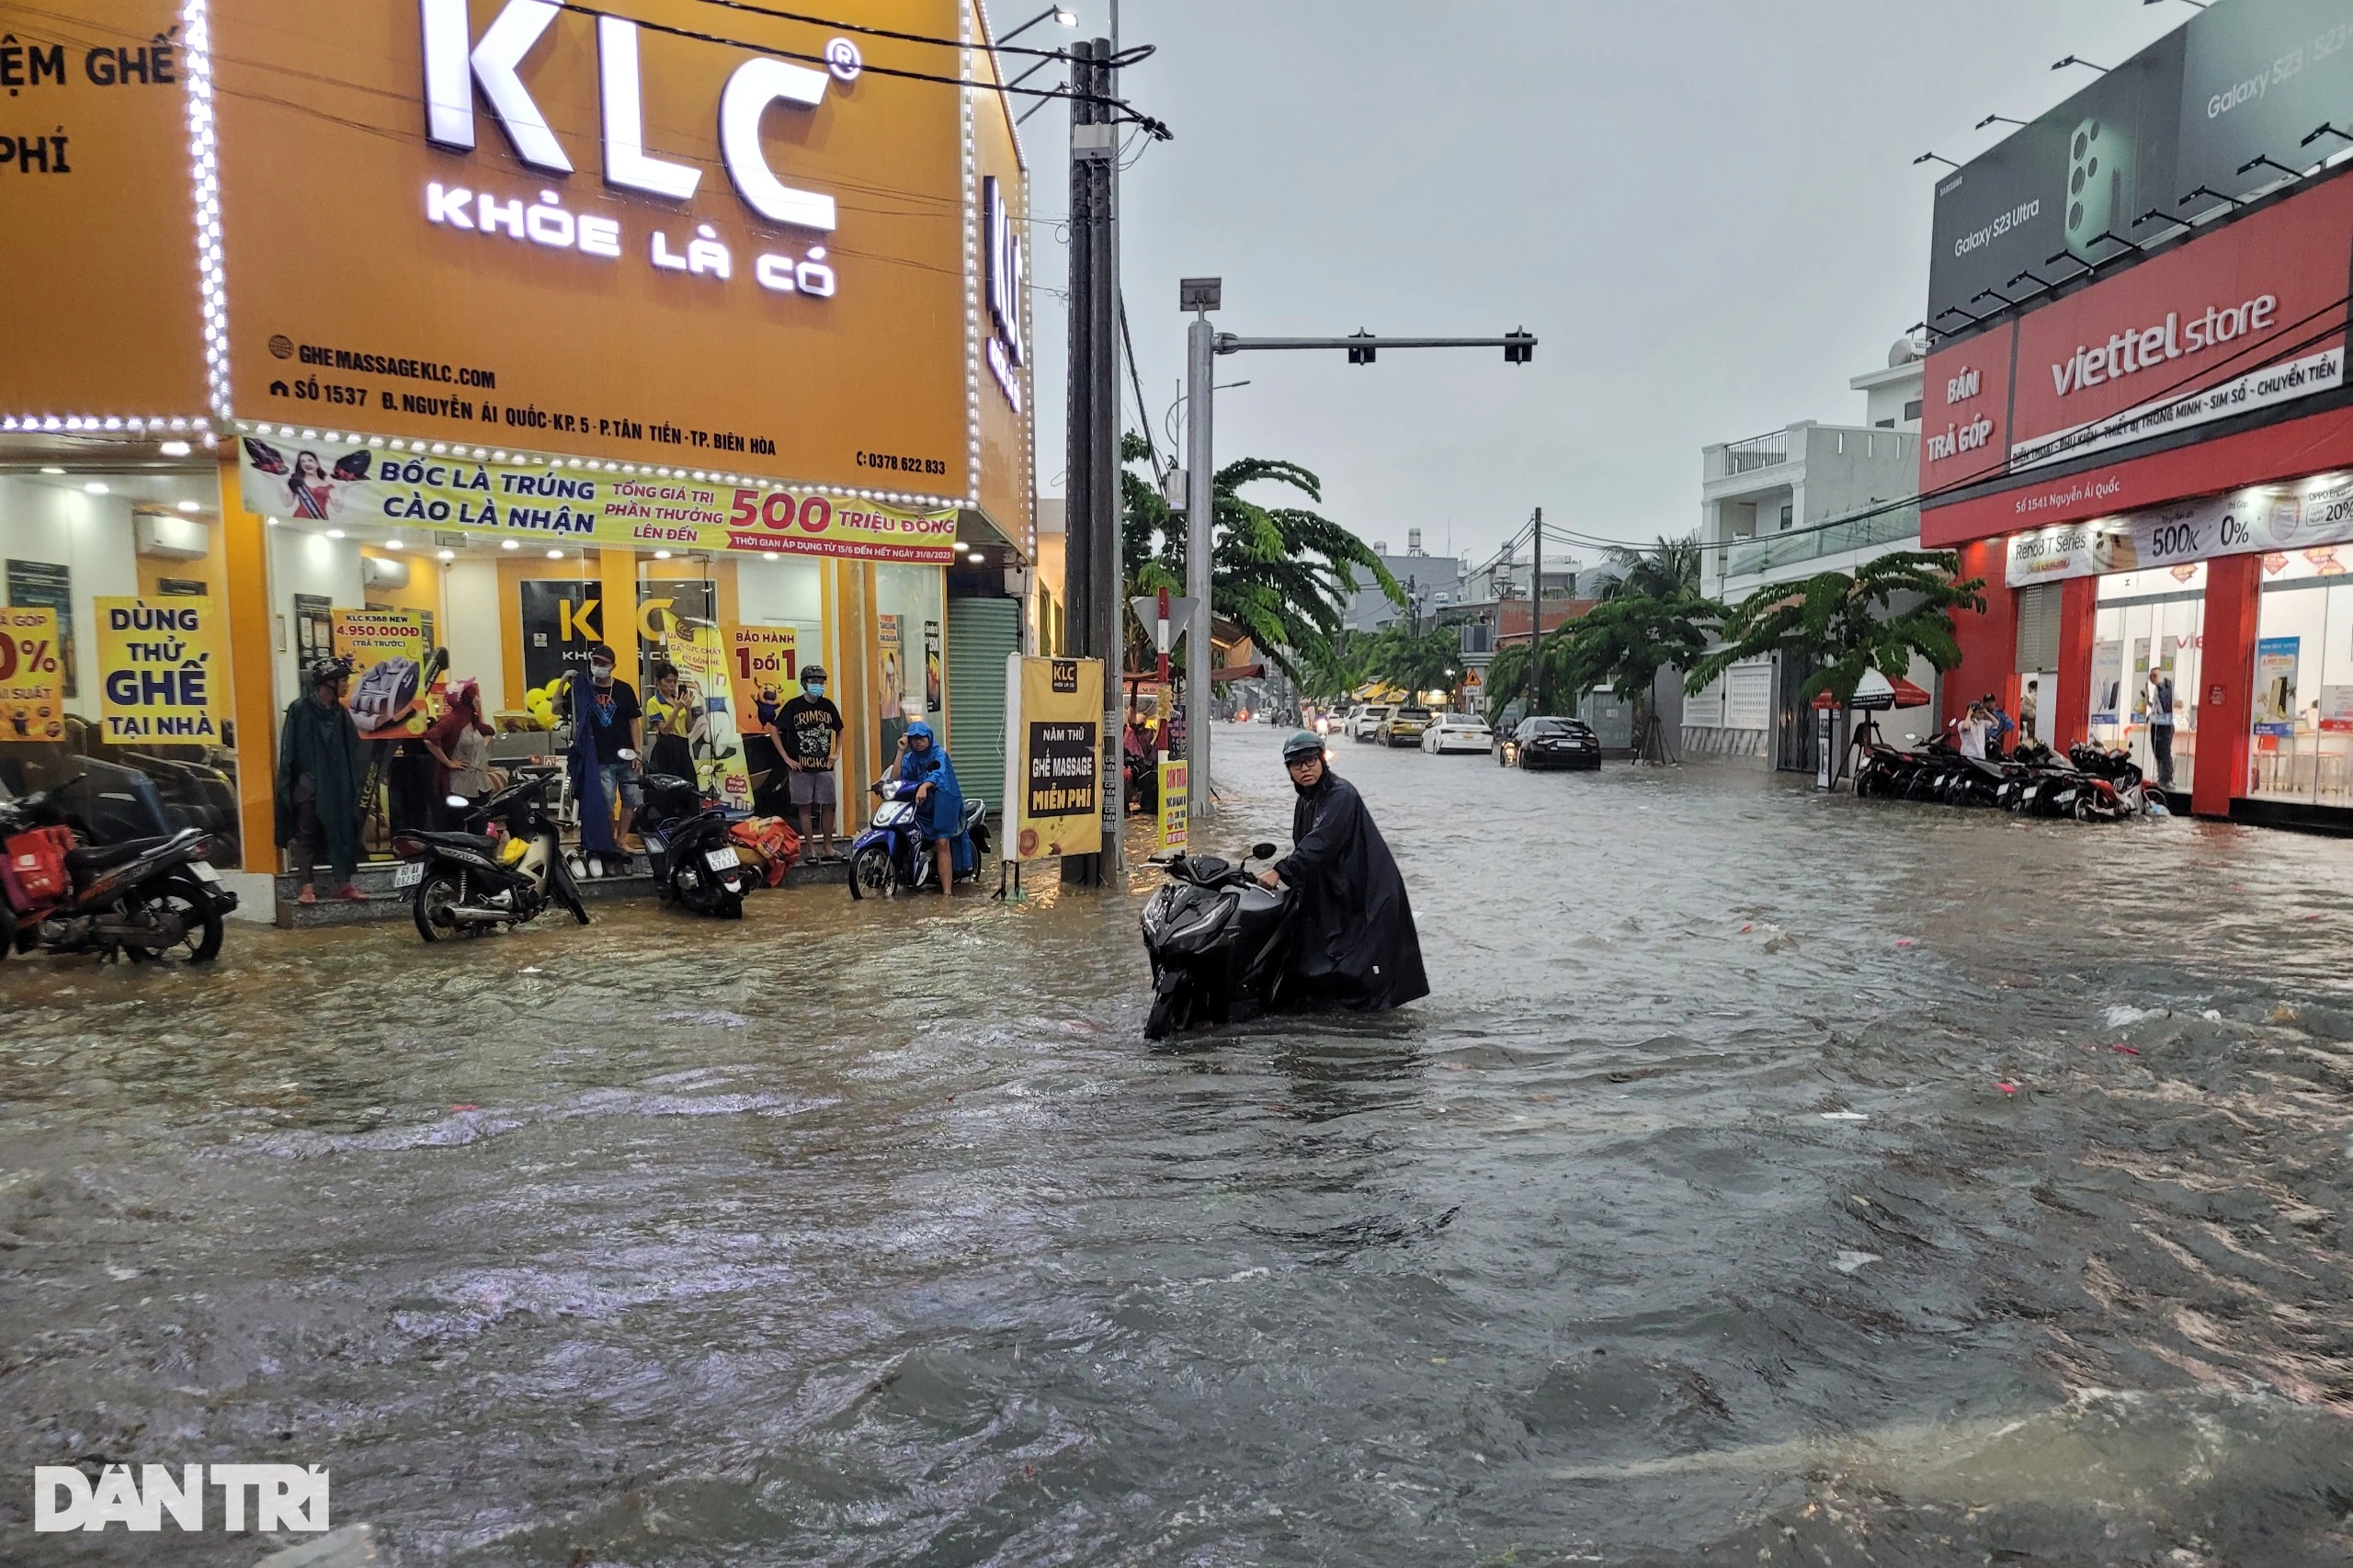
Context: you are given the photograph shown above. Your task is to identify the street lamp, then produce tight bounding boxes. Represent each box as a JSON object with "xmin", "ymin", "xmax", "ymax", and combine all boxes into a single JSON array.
[
  {"xmin": 998, "ymin": 6, "xmax": 1077, "ymax": 44},
  {"xmin": 2052, "ymin": 56, "xmax": 2112, "ymax": 74},
  {"xmin": 1975, "ymin": 113, "xmax": 2028, "ymax": 131},
  {"xmin": 1913, "ymin": 152, "xmax": 1959, "ymax": 169}
]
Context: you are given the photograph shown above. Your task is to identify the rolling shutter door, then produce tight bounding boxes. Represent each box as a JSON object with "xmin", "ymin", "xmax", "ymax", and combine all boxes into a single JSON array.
[
  {"xmin": 947, "ymin": 597, "xmax": 1021, "ymax": 814},
  {"xmin": 2015, "ymin": 584, "xmax": 2061, "ymax": 672}
]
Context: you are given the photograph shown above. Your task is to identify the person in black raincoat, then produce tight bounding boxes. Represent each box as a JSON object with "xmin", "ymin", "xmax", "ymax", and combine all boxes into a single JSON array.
[
  {"xmin": 1257, "ymin": 730, "xmax": 1428, "ymax": 1012},
  {"xmin": 275, "ymin": 654, "xmax": 366, "ymax": 904}
]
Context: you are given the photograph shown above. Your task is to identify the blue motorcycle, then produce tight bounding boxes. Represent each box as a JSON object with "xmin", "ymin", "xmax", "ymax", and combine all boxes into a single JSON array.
[{"xmin": 847, "ymin": 778, "xmax": 991, "ymax": 899}]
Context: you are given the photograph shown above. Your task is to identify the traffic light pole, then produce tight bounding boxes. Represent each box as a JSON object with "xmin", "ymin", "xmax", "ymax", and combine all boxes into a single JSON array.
[{"xmin": 1174, "ymin": 303, "xmax": 1537, "ymax": 819}]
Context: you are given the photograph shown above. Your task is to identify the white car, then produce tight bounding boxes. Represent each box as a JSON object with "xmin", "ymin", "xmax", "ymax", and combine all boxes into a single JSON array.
[
  {"xmin": 1420, "ymin": 713, "xmax": 1494, "ymax": 754},
  {"xmin": 1347, "ymin": 703, "xmax": 1392, "ymax": 742}
]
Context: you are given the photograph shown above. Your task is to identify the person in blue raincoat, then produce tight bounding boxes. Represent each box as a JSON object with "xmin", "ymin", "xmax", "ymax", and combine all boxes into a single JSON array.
[{"xmin": 895, "ymin": 719, "xmax": 968, "ymax": 896}]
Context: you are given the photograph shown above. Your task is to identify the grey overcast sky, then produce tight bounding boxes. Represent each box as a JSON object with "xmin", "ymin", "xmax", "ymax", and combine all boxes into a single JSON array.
[{"xmin": 1023, "ymin": 0, "xmax": 2197, "ymax": 569}]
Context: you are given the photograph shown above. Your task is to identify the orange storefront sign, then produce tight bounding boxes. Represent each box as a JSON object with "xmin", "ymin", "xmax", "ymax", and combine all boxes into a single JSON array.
[
  {"xmin": 0, "ymin": 0, "xmax": 205, "ymax": 420},
  {"xmin": 210, "ymin": 0, "xmax": 972, "ymax": 499}
]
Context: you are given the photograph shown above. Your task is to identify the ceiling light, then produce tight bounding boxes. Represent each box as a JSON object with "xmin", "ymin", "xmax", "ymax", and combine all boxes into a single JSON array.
[
  {"xmin": 501, "ymin": 539, "xmax": 518, "ymax": 551},
  {"xmin": 762, "ymin": 551, "xmax": 779, "ymax": 561},
  {"xmin": 326, "ymin": 528, "xmax": 345, "ymax": 539},
  {"xmin": 967, "ymin": 551, "xmax": 985, "ymax": 562},
  {"xmin": 83, "ymin": 481, "xmax": 108, "ymax": 494},
  {"xmin": 653, "ymin": 549, "xmax": 671, "ymax": 560},
  {"xmin": 437, "ymin": 549, "xmax": 455, "ymax": 561},
  {"xmin": 39, "ymin": 465, "xmax": 63, "ymax": 475},
  {"xmin": 159, "ymin": 439, "xmax": 191, "ymax": 457},
  {"xmin": 546, "ymin": 548, "xmax": 563, "ymax": 559},
  {"xmin": 385, "ymin": 539, "xmax": 404, "ymax": 551},
  {"xmin": 952, "ymin": 540, "xmax": 969, "ymax": 551},
  {"xmin": 176, "ymin": 499, "xmax": 199, "ymax": 513}
]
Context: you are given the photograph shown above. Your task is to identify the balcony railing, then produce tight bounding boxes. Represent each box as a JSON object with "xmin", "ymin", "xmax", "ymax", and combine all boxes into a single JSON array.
[
  {"xmin": 1721, "ymin": 429, "xmax": 1789, "ymax": 474},
  {"xmin": 1725, "ymin": 503, "xmax": 1919, "ymax": 576}
]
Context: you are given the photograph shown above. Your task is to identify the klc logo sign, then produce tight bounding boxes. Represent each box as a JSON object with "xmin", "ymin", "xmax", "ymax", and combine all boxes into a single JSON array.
[{"xmin": 421, "ymin": 0, "xmax": 847, "ymax": 233}]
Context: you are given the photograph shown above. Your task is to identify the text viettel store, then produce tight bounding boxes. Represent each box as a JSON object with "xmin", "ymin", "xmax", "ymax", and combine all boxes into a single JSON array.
[
  {"xmin": 0, "ymin": 0, "xmax": 1035, "ymax": 903},
  {"xmin": 1921, "ymin": 0, "xmax": 2353, "ymax": 830}
]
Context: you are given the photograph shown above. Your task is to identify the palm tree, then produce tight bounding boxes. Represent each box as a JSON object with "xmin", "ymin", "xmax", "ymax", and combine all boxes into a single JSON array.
[
  {"xmin": 1684, "ymin": 550, "xmax": 1986, "ymax": 706},
  {"xmin": 1554, "ymin": 592, "xmax": 1722, "ymax": 756},
  {"xmin": 1599, "ymin": 534, "xmax": 1702, "ymax": 601},
  {"xmin": 1120, "ymin": 433, "xmax": 1399, "ymax": 683},
  {"xmin": 1361, "ymin": 621, "xmax": 1461, "ymax": 702}
]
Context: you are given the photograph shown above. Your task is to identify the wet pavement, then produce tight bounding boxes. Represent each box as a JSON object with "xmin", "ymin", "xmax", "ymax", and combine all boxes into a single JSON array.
[{"xmin": 6, "ymin": 722, "xmax": 2353, "ymax": 1565}]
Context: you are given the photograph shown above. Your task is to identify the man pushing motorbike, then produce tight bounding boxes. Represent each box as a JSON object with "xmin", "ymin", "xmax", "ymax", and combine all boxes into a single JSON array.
[{"xmin": 1256, "ymin": 730, "xmax": 1428, "ymax": 1012}]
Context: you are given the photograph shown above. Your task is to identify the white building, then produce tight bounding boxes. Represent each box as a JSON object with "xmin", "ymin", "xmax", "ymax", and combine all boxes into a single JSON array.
[{"xmin": 1683, "ymin": 336, "xmax": 1937, "ymax": 770}]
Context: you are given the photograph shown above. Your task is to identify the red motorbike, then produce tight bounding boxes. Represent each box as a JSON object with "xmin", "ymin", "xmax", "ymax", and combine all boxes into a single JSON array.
[{"xmin": 0, "ymin": 785, "xmax": 235, "ymax": 963}]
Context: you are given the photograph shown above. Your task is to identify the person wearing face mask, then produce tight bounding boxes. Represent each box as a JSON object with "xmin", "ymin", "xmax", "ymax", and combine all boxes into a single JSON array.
[
  {"xmin": 1256, "ymin": 731, "xmax": 1427, "ymax": 1012},
  {"xmin": 894, "ymin": 719, "xmax": 968, "ymax": 896},
  {"xmin": 771, "ymin": 665, "xmax": 846, "ymax": 860},
  {"xmin": 276, "ymin": 654, "xmax": 367, "ymax": 905},
  {"xmin": 574, "ymin": 642, "xmax": 642, "ymax": 843}
]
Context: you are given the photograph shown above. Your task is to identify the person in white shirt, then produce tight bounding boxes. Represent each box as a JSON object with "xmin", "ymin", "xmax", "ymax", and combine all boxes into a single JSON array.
[{"xmin": 1954, "ymin": 700, "xmax": 1991, "ymax": 760}]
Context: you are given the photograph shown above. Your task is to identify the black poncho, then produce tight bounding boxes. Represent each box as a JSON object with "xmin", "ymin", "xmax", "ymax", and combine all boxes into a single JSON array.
[{"xmin": 1274, "ymin": 769, "xmax": 1429, "ymax": 1012}]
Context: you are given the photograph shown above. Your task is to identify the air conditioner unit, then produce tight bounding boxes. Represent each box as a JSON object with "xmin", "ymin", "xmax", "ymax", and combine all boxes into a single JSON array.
[
  {"xmin": 360, "ymin": 555, "xmax": 410, "ymax": 590},
  {"xmin": 132, "ymin": 512, "xmax": 210, "ymax": 560}
]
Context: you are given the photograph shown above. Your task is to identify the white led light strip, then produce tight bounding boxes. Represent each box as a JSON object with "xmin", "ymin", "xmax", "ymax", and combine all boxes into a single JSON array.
[
  {"xmin": 2, "ymin": 415, "xmax": 210, "ymax": 435},
  {"xmin": 962, "ymin": 3, "xmax": 983, "ymax": 508},
  {"xmin": 183, "ymin": 0, "xmax": 229, "ymax": 424}
]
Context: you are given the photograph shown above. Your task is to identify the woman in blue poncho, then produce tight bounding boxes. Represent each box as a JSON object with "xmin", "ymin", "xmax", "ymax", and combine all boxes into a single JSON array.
[{"xmin": 895, "ymin": 719, "xmax": 968, "ymax": 895}]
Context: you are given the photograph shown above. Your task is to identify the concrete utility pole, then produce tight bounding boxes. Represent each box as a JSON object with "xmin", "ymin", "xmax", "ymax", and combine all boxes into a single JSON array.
[
  {"xmin": 1176, "ymin": 318, "xmax": 1536, "ymax": 816},
  {"xmin": 1530, "ymin": 506, "xmax": 1542, "ymax": 717},
  {"xmin": 1063, "ymin": 39, "xmax": 1122, "ymax": 884},
  {"xmin": 1184, "ymin": 280, "xmax": 1217, "ymax": 816}
]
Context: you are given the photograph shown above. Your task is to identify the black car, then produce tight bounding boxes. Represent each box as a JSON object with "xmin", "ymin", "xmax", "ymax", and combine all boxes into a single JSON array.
[{"xmin": 1511, "ymin": 716, "xmax": 1601, "ymax": 771}]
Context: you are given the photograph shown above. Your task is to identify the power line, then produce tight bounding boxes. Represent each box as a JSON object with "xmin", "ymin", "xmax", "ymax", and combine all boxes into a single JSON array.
[{"xmin": 678, "ymin": 0, "xmax": 1079, "ymax": 59}]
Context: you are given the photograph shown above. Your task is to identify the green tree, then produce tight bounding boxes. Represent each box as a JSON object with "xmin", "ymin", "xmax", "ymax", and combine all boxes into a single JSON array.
[
  {"xmin": 1483, "ymin": 640, "xmax": 1532, "ymax": 725},
  {"xmin": 1598, "ymin": 534, "xmax": 1703, "ymax": 601},
  {"xmin": 1120, "ymin": 432, "xmax": 1399, "ymax": 682},
  {"xmin": 1555, "ymin": 593, "xmax": 1722, "ymax": 729},
  {"xmin": 1683, "ymin": 551, "xmax": 1986, "ymax": 705},
  {"xmin": 1361, "ymin": 620, "xmax": 1462, "ymax": 701}
]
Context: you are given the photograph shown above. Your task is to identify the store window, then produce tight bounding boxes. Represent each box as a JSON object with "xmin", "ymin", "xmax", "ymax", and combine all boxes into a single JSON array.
[
  {"xmin": 2091, "ymin": 565, "xmax": 2204, "ymax": 793},
  {"xmin": 2246, "ymin": 551, "xmax": 2353, "ymax": 807},
  {"xmin": 0, "ymin": 460, "xmax": 248, "ymax": 865}
]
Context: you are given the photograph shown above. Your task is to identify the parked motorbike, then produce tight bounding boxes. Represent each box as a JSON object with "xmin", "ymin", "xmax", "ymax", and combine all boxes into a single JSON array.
[
  {"xmin": 847, "ymin": 778, "xmax": 993, "ymax": 899},
  {"xmin": 0, "ymin": 785, "xmax": 235, "ymax": 963},
  {"xmin": 391, "ymin": 771, "xmax": 589, "ymax": 941},
  {"xmin": 1140, "ymin": 843, "xmax": 1292, "ymax": 1039},
  {"xmin": 631, "ymin": 770, "xmax": 751, "ymax": 918},
  {"xmin": 2066, "ymin": 743, "xmax": 2147, "ymax": 821}
]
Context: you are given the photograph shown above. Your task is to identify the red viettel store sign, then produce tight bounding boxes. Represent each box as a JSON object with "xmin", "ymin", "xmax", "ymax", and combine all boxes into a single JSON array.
[{"xmin": 1921, "ymin": 170, "xmax": 2353, "ymax": 548}]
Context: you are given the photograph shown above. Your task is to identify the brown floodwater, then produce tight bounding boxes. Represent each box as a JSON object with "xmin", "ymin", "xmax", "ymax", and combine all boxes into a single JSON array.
[{"xmin": 4, "ymin": 722, "xmax": 2352, "ymax": 1565}]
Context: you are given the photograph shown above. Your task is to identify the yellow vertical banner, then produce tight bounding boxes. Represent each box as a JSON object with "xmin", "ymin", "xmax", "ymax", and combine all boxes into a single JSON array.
[
  {"xmin": 726, "ymin": 626, "xmax": 799, "ymax": 732},
  {"xmin": 671, "ymin": 620, "xmax": 755, "ymax": 810},
  {"xmin": 1158, "ymin": 760, "xmax": 1189, "ymax": 852},
  {"xmin": 95, "ymin": 597, "xmax": 229, "ymax": 743},
  {"xmin": 330, "ymin": 608, "xmax": 430, "ymax": 740},
  {"xmin": 0, "ymin": 608, "xmax": 65, "ymax": 743},
  {"xmin": 1005, "ymin": 654, "xmax": 1105, "ymax": 861}
]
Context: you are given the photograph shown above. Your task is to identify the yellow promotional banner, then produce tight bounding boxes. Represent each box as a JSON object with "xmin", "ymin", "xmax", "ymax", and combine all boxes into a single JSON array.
[
  {"xmin": 95, "ymin": 597, "xmax": 228, "ymax": 743},
  {"xmin": 1004, "ymin": 654, "xmax": 1104, "ymax": 862},
  {"xmin": 1158, "ymin": 760, "xmax": 1189, "ymax": 853},
  {"xmin": 331, "ymin": 608, "xmax": 430, "ymax": 741},
  {"xmin": 727, "ymin": 626, "xmax": 799, "ymax": 730},
  {"xmin": 237, "ymin": 442, "xmax": 957, "ymax": 563},
  {"xmin": 0, "ymin": 607, "xmax": 65, "ymax": 742},
  {"xmin": 671, "ymin": 620, "xmax": 755, "ymax": 811}
]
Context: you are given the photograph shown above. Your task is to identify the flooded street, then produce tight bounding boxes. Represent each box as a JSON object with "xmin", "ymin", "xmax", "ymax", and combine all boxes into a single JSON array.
[{"xmin": 6, "ymin": 721, "xmax": 2353, "ymax": 1565}]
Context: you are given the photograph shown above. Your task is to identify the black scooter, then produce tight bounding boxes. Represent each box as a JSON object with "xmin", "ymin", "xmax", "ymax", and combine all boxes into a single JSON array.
[
  {"xmin": 631, "ymin": 771, "xmax": 752, "ymax": 918},
  {"xmin": 391, "ymin": 771, "xmax": 590, "ymax": 941},
  {"xmin": 1140, "ymin": 843, "xmax": 1293, "ymax": 1039},
  {"xmin": 0, "ymin": 787, "xmax": 236, "ymax": 963}
]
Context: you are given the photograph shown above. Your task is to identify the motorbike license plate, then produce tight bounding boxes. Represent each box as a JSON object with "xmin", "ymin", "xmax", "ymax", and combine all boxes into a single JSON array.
[
  {"xmin": 188, "ymin": 861, "xmax": 220, "ymax": 884},
  {"xmin": 705, "ymin": 846, "xmax": 741, "ymax": 870},
  {"xmin": 393, "ymin": 861, "xmax": 425, "ymax": 889}
]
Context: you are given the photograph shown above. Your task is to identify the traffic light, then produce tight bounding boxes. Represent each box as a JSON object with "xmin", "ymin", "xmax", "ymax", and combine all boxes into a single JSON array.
[
  {"xmin": 1347, "ymin": 329, "xmax": 1376, "ymax": 365},
  {"xmin": 1503, "ymin": 328, "xmax": 1535, "ymax": 364}
]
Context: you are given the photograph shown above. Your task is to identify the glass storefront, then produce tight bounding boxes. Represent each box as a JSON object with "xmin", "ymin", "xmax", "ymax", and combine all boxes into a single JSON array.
[
  {"xmin": 0, "ymin": 455, "xmax": 249, "ymax": 866},
  {"xmin": 2246, "ymin": 551, "xmax": 2353, "ymax": 807},
  {"xmin": 2090, "ymin": 564, "xmax": 2204, "ymax": 793}
]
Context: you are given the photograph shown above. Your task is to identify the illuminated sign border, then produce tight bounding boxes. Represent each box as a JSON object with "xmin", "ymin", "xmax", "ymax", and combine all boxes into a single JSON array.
[{"xmin": 169, "ymin": 0, "xmax": 1026, "ymax": 518}]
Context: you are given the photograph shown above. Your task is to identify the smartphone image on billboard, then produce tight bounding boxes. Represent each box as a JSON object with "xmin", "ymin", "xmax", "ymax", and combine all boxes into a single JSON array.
[{"xmin": 2063, "ymin": 117, "xmax": 2131, "ymax": 255}]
